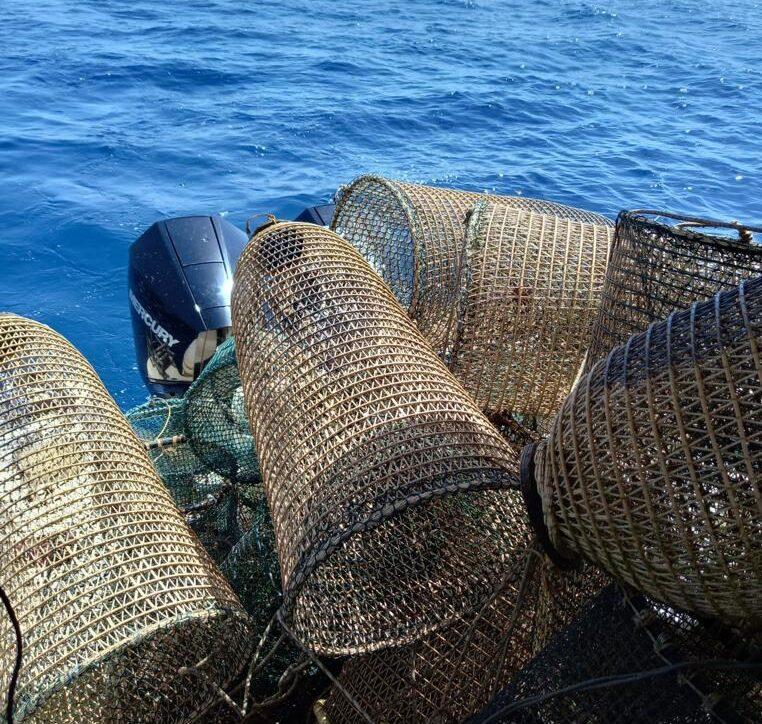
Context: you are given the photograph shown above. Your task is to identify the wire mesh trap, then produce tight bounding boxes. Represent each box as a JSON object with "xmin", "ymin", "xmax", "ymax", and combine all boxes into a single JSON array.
[
  {"xmin": 232, "ymin": 220, "xmax": 530, "ymax": 656},
  {"xmin": 523, "ymin": 276, "xmax": 762, "ymax": 630},
  {"xmin": 469, "ymin": 585, "xmax": 762, "ymax": 724},
  {"xmin": 320, "ymin": 548, "xmax": 610, "ymax": 723},
  {"xmin": 585, "ymin": 210, "xmax": 762, "ymax": 371},
  {"xmin": 331, "ymin": 175, "xmax": 612, "ymax": 356},
  {"xmin": 448, "ymin": 201, "xmax": 612, "ymax": 419},
  {"xmin": 0, "ymin": 315, "xmax": 251, "ymax": 723}
]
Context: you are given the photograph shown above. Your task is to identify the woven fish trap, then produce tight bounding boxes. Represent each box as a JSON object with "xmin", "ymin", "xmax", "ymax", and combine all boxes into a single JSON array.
[
  {"xmin": 0, "ymin": 315, "xmax": 251, "ymax": 722},
  {"xmin": 331, "ymin": 175, "xmax": 612, "ymax": 354},
  {"xmin": 585, "ymin": 210, "xmax": 762, "ymax": 371},
  {"xmin": 320, "ymin": 549, "xmax": 609, "ymax": 724},
  {"xmin": 470, "ymin": 586, "xmax": 762, "ymax": 724},
  {"xmin": 232, "ymin": 220, "xmax": 529, "ymax": 656},
  {"xmin": 522, "ymin": 276, "xmax": 762, "ymax": 629},
  {"xmin": 449, "ymin": 201, "xmax": 612, "ymax": 418}
]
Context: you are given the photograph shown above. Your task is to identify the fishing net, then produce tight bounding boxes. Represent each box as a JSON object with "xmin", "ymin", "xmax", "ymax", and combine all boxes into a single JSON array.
[
  {"xmin": 231, "ymin": 220, "xmax": 530, "ymax": 656},
  {"xmin": 126, "ymin": 340, "xmax": 303, "ymax": 703},
  {"xmin": 320, "ymin": 549, "xmax": 609, "ymax": 723},
  {"xmin": 470, "ymin": 585, "xmax": 761, "ymax": 724},
  {"xmin": 523, "ymin": 276, "xmax": 762, "ymax": 630},
  {"xmin": 0, "ymin": 314, "xmax": 251, "ymax": 723},
  {"xmin": 331, "ymin": 175, "xmax": 612, "ymax": 356},
  {"xmin": 448, "ymin": 201, "xmax": 612, "ymax": 418},
  {"xmin": 585, "ymin": 210, "xmax": 762, "ymax": 371}
]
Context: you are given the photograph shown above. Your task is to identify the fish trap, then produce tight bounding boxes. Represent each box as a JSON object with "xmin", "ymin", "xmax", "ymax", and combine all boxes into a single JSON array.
[
  {"xmin": 448, "ymin": 201, "xmax": 612, "ymax": 418},
  {"xmin": 331, "ymin": 175, "xmax": 612, "ymax": 354},
  {"xmin": 585, "ymin": 210, "xmax": 762, "ymax": 371},
  {"xmin": 522, "ymin": 276, "xmax": 762, "ymax": 629},
  {"xmin": 0, "ymin": 315, "xmax": 251, "ymax": 723},
  {"xmin": 320, "ymin": 550, "xmax": 609, "ymax": 723},
  {"xmin": 232, "ymin": 220, "xmax": 529, "ymax": 656},
  {"xmin": 470, "ymin": 585, "xmax": 761, "ymax": 724}
]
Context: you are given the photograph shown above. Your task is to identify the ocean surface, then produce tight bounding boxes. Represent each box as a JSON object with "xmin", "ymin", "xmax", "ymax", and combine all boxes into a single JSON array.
[{"xmin": 1, "ymin": 0, "xmax": 760, "ymax": 409}]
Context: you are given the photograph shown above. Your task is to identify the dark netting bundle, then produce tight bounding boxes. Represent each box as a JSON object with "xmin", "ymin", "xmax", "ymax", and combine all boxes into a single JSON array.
[
  {"xmin": 470, "ymin": 585, "xmax": 761, "ymax": 724},
  {"xmin": 320, "ymin": 550, "xmax": 609, "ymax": 723},
  {"xmin": 523, "ymin": 277, "xmax": 762, "ymax": 630},
  {"xmin": 0, "ymin": 314, "xmax": 251, "ymax": 723},
  {"xmin": 232, "ymin": 220, "xmax": 531, "ymax": 656},
  {"xmin": 127, "ymin": 338, "xmax": 260, "ymax": 565},
  {"xmin": 331, "ymin": 175, "xmax": 611, "ymax": 354},
  {"xmin": 585, "ymin": 210, "xmax": 762, "ymax": 371},
  {"xmin": 449, "ymin": 201, "xmax": 612, "ymax": 418}
]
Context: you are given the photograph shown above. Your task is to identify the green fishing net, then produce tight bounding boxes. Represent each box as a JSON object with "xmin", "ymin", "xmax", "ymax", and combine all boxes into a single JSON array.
[{"xmin": 125, "ymin": 338, "xmax": 305, "ymax": 705}]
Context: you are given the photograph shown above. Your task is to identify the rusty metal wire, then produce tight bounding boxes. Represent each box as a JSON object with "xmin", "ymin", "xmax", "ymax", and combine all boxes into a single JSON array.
[
  {"xmin": 525, "ymin": 276, "xmax": 762, "ymax": 630},
  {"xmin": 585, "ymin": 210, "xmax": 762, "ymax": 371},
  {"xmin": 231, "ymin": 220, "xmax": 528, "ymax": 656},
  {"xmin": 331, "ymin": 175, "xmax": 612, "ymax": 355},
  {"xmin": 449, "ymin": 201, "xmax": 612, "ymax": 418},
  {"xmin": 0, "ymin": 314, "xmax": 252, "ymax": 723}
]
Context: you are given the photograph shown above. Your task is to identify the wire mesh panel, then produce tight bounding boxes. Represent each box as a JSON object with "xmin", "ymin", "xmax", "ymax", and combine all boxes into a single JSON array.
[
  {"xmin": 585, "ymin": 210, "xmax": 762, "ymax": 371},
  {"xmin": 470, "ymin": 586, "xmax": 762, "ymax": 724},
  {"xmin": 524, "ymin": 277, "xmax": 762, "ymax": 630},
  {"xmin": 321, "ymin": 550, "xmax": 608, "ymax": 723},
  {"xmin": 0, "ymin": 315, "xmax": 251, "ymax": 723},
  {"xmin": 232, "ymin": 220, "xmax": 529, "ymax": 656},
  {"xmin": 449, "ymin": 201, "xmax": 612, "ymax": 418},
  {"xmin": 331, "ymin": 175, "xmax": 612, "ymax": 354}
]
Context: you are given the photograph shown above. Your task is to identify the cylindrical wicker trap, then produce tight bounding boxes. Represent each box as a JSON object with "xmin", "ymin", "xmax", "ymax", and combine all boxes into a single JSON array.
[
  {"xmin": 449, "ymin": 201, "xmax": 612, "ymax": 418},
  {"xmin": 585, "ymin": 210, "xmax": 762, "ymax": 371},
  {"xmin": 0, "ymin": 315, "xmax": 251, "ymax": 722},
  {"xmin": 321, "ymin": 550, "xmax": 609, "ymax": 724},
  {"xmin": 331, "ymin": 175, "xmax": 612, "ymax": 354},
  {"xmin": 232, "ymin": 221, "xmax": 529, "ymax": 656},
  {"xmin": 522, "ymin": 276, "xmax": 762, "ymax": 629}
]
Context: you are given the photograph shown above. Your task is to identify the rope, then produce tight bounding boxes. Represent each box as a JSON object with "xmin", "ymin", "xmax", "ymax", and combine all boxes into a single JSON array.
[{"xmin": 0, "ymin": 585, "xmax": 21, "ymax": 724}]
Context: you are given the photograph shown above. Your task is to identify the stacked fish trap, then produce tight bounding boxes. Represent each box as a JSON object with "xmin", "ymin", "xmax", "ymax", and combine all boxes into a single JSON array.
[
  {"xmin": 332, "ymin": 175, "xmax": 613, "ymax": 422},
  {"xmin": 0, "ymin": 315, "xmax": 251, "ymax": 723},
  {"xmin": 231, "ymin": 220, "xmax": 531, "ymax": 656},
  {"xmin": 521, "ymin": 276, "xmax": 762, "ymax": 630},
  {"xmin": 320, "ymin": 553, "xmax": 609, "ymax": 723},
  {"xmin": 585, "ymin": 209, "xmax": 762, "ymax": 370}
]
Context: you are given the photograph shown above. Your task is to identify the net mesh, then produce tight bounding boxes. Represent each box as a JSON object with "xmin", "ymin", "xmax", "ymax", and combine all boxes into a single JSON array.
[
  {"xmin": 331, "ymin": 175, "xmax": 612, "ymax": 356},
  {"xmin": 449, "ymin": 201, "xmax": 612, "ymax": 418},
  {"xmin": 231, "ymin": 220, "xmax": 531, "ymax": 656},
  {"xmin": 0, "ymin": 314, "xmax": 251, "ymax": 723},
  {"xmin": 470, "ymin": 585, "xmax": 761, "ymax": 724},
  {"xmin": 529, "ymin": 276, "xmax": 762, "ymax": 630},
  {"xmin": 125, "ymin": 340, "xmax": 300, "ymax": 700},
  {"xmin": 585, "ymin": 211, "xmax": 762, "ymax": 371}
]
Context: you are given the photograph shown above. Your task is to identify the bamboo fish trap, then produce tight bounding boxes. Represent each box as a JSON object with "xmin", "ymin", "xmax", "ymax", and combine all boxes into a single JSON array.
[
  {"xmin": 231, "ymin": 220, "xmax": 529, "ymax": 656},
  {"xmin": 0, "ymin": 315, "xmax": 251, "ymax": 723},
  {"xmin": 585, "ymin": 210, "xmax": 762, "ymax": 371},
  {"xmin": 331, "ymin": 175, "xmax": 612, "ymax": 356},
  {"xmin": 521, "ymin": 276, "xmax": 762, "ymax": 629},
  {"xmin": 449, "ymin": 201, "xmax": 612, "ymax": 418}
]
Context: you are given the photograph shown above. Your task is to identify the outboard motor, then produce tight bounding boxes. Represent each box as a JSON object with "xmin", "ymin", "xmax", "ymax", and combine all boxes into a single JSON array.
[{"xmin": 129, "ymin": 215, "xmax": 248, "ymax": 397}]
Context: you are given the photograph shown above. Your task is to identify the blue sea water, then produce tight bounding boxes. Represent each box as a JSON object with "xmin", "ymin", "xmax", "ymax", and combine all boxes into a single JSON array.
[{"xmin": 0, "ymin": 0, "xmax": 760, "ymax": 409}]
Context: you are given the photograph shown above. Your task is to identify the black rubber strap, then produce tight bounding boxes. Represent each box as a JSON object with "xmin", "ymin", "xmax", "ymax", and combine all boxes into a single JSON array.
[{"xmin": 519, "ymin": 443, "xmax": 579, "ymax": 570}]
